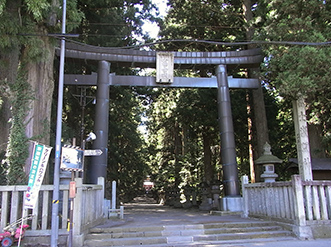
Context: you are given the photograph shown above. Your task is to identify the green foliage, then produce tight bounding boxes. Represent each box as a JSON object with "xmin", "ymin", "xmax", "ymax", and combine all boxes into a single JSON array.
[
  {"xmin": 24, "ymin": 0, "xmax": 50, "ymax": 22},
  {"xmin": 263, "ymin": 46, "xmax": 331, "ymax": 98},
  {"xmin": 0, "ymin": 0, "xmax": 5, "ymax": 15},
  {"xmin": 146, "ymin": 88, "xmax": 185, "ymax": 188},
  {"xmin": 107, "ymin": 87, "xmax": 148, "ymax": 201},
  {"xmin": 0, "ymin": 5, "xmax": 20, "ymax": 50},
  {"xmin": 0, "ymin": 0, "xmax": 83, "ymax": 185},
  {"xmin": 257, "ymin": 0, "xmax": 331, "ymax": 158},
  {"xmin": 75, "ymin": 0, "xmax": 158, "ymax": 47},
  {"xmin": 160, "ymin": 0, "xmax": 246, "ymax": 51},
  {"xmin": 149, "ymin": 0, "xmax": 259, "ymax": 191},
  {"xmin": 66, "ymin": 0, "xmax": 85, "ymax": 32},
  {"xmin": 258, "ymin": 0, "xmax": 331, "ymax": 98},
  {"xmin": 0, "ymin": 0, "xmax": 83, "ymax": 52},
  {"xmin": 2, "ymin": 74, "xmax": 33, "ymax": 185},
  {"xmin": 145, "ymin": 85, "xmax": 252, "ymax": 192}
]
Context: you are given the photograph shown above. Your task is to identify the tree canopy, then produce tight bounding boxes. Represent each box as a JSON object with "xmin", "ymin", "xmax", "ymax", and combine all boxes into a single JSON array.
[{"xmin": 0, "ymin": 0, "xmax": 330, "ymax": 200}]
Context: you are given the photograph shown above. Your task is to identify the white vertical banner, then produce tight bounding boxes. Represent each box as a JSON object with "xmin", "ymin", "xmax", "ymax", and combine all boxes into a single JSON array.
[
  {"xmin": 156, "ymin": 52, "xmax": 174, "ymax": 84},
  {"xmin": 24, "ymin": 143, "xmax": 52, "ymax": 209}
]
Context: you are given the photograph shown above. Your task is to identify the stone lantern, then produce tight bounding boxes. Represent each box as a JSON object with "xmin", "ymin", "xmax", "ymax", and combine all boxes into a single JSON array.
[{"xmin": 255, "ymin": 143, "xmax": 282, "ymax": 182}]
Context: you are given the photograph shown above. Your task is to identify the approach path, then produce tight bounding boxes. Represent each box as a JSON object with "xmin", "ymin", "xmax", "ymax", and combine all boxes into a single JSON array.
[{"xmin": 95, "ymin": 196, "xmax": 331, "ymax": 247}]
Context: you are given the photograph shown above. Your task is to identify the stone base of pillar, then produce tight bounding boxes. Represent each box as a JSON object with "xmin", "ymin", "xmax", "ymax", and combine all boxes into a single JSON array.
[
  {"xmin": 108, "ymin": 213, "xmax": 118, "ymax": 218},
  {"xmin": 292, "ymin": 225, "xmax": 313, "ymax": 240},
  {"xmin": 220, "ymin": 197, "xmax": 243, "ymax": 212},
  {"xmin": 73, "ymin": 233, "xmax": 85, "ymax": 247}
]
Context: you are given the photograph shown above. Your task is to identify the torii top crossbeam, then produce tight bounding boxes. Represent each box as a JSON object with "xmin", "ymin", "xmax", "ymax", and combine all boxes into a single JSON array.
[
  {"xmin": 60, "ymin": 42, "xmax": 263, "ymax": 68},
  {"xmin": 62, "ymin": 42, "xmax": 263, "ymax": 88}
]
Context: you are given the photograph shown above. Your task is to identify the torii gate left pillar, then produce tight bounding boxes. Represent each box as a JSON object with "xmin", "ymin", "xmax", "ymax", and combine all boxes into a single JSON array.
[
  {"xmin": 216, "ymin": 65, "xmax": 242, "ymax": 212},
  {"xmin": 88, "ymin": 61, "xmax": 110, "ymax": 184}
]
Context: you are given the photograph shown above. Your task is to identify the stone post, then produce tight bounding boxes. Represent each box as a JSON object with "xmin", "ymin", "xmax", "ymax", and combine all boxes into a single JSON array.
[
  {"xmin": 241, "ymin": 176, "xmax": 249, "ymax": 218},
  {"xmin": 109, "ymin": 180, "xmax": 117, "ymax": 217},
  {"xmin": 292, "ymin": 97, "xmax": 313, "ymax": 181},
  {"xmin": 112, "ymin": 180, "xmax": 116, "ymax": 210},
  {"xmin": 73, "ymin": 178, "xmax": 84, "ymax": 246},
  {"xmin": 291, "ymin": 175, "xmax": 313, "ymax": 239}
]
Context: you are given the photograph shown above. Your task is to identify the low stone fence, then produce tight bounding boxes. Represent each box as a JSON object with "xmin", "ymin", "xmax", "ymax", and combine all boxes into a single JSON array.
[
  {"xmin": 0, "ymin": 177, "xmax": 104, "ymax": 246},
  {"xmin": 242, "ymin": 174, "xmax": 331, "ymax": 239}
]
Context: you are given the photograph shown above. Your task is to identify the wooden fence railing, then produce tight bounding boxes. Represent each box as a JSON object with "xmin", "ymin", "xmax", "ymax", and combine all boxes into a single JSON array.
[
  {"xmin": 0, "ymin": 177, "xmax": 104, "ymax": 246},
  {"xmin": 242, "ymin": 174, "xmax": 331, "ymax": 239}
]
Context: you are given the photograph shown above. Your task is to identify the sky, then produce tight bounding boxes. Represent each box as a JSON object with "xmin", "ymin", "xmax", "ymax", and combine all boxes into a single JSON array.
[
  {"xmin": 142, "ymin": 0, "xmax": 169, "ymax": 39},
  {"xmin": 138, "ymin": 0, "xmax": 170, "ymax": 135}
]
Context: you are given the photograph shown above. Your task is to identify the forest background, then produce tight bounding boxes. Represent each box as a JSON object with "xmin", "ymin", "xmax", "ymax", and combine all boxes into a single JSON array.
[{"xmin": 0, "ymin": 0, "xmax": 330, "ymax": 202}]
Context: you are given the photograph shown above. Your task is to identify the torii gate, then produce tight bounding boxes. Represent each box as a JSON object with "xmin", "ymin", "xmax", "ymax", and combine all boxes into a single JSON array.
[{"xmin": 62, "ymin": 42, "xmax": 263, "ymax": 211}]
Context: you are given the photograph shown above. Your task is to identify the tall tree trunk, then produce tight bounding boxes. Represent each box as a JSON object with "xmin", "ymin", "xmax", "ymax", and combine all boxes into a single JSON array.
[
  {"xmin": 202, "ymin": 132, "xmax": 213, "ymax": 186},
  {"xmin": 24, "ymin": 36, "xmax": 55, "ymax": 145},
  {"xmin": 308, "ymin": 124, "xmax": 326, "ymax": 158},
  {"xmin": 243, "ymin": 0, "xmax": 269, "ymax": 181},
  {"xmin": 251, "ymin": 75, "xmax": 269, "ymax": 181},
  {"xmin": 246, "ymin": 92, "xmax": 255, "ymax": 182},
  {"xmin": 0, "ymin": 49, "xmax": 19, "ymax": 157},
  {"xmin": 23, "ymin": 34, "xmax": 55, "ymax": 182},
  {"xmin": 0, "ymin": 0, "xmax": 21, "ymax": 164},
  {"xmin": 174, "ymin": 121, "xmax": 182, "ymax": 187}
]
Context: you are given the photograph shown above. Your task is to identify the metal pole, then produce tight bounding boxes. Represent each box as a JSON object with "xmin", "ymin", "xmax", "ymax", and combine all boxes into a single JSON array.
[
  {"xmin": 216, "ymin": 65, "xmax": 240, "ymax": 197},
  {"xmin": 68, "ymin": 173, "xmax": 74, "ymax": 247},
  {"xmin": 51, "ymin": 1, "xmax": 67, "ymax": 246}
]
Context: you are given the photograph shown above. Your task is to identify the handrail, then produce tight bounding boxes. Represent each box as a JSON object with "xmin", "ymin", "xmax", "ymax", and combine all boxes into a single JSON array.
[
  {"xmin": 242, "ymin": 175, "xmax": 331, "ymax": 239},
  {"xmin": 0, "ymin": 177, "xmax": 104, "ymax": 246}
]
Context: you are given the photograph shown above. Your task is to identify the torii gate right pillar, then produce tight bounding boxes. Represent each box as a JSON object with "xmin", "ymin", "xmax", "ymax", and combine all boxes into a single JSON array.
[{"xmin": 216, "ymin": 64, "xmax": 242, "ymax": 211}]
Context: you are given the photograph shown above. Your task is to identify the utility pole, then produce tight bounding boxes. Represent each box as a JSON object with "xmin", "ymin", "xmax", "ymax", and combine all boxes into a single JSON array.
[{"xmin": 51, "ymin": 1, "xmax": 67, "ymax": 246}]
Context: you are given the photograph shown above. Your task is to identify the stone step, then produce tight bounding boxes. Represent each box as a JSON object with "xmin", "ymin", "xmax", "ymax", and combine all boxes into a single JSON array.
[
  {"xmin": 84, "ymin": 236, "xmax": 168, "ymax": 247},
  {"xmin": 86, "ymin": 225, "xmax": 205, "ymax": 240},
  {"xmin": 84, "ymin": 236, "xmax": 298, "ymax": 247},
  {"xmin": 89, "ymin": 221, "xmax": 276, "ymax": 234},
  {"xmin": 202, "ymin": 221, "xmax": 276, "ymax": 229},
  {"xmin": 204, "ymin": 225, "xmax": 284, "ymax": 234},
  {"xmin": 139, "ymin": 237, "xmax": 299, "ymax": 247},
  {"xmin": 193, "ymin": 230, "xmax": 293, "ymax": 242},
  {"xmin": 87, "ymin": 225, "xmax": 285, "ymax": 240},
  {"xmin": 90, "ymin": 225, "xmax": 165, "ymax": 234},
  {"xmin": 84, "ymin": 221, "xmax": 295, "ymax": 247},
  {"xmin": 86, "ymin": 230, "xmax": 163, "ymax": 240}
]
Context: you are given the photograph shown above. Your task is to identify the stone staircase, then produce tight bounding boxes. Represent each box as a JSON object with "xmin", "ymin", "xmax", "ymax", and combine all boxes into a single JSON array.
[{"xmin": 83, "ymin": 221, "xmax": 296, "ymax": 246}]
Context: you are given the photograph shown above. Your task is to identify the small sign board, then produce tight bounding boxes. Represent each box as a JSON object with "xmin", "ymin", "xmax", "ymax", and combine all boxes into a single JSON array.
[
  {"xmin": 60, "ymin": 145, "xmax": 84, "ymax": 172},
  {"xmin": 69, "ymin": 181, "xmax": 76, "ymax": 198},
  {"xmin": 84, "ymin": 149, "xmax": 103, "ymax": 156},
  {"xmin": 156, "ymin": 52, "xmax": 174, "ymax": 84}
]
